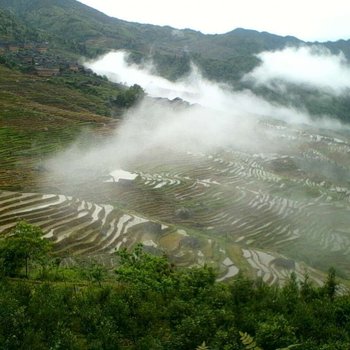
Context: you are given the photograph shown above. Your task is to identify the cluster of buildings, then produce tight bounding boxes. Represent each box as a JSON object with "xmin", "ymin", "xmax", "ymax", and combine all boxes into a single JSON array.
[
  {"xmin": 0, "ymin": 41, "xmax": 48, "ymax": 53},
  {"xmin": 0, "ymin": 41, "xmax": 88, "ymax": 77}
]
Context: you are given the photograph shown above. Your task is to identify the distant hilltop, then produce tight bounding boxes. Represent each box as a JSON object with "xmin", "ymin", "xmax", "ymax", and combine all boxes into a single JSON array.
[
  {"xmin": 1, "ymin": 0, "xmax": 350, "ymax": 122},
  {"xmin": 0, "ymin": 39, "xmax": 91, "ymax": 77}
]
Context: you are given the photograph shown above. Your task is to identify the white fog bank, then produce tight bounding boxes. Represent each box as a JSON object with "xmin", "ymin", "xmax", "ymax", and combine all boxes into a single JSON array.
[
  {"xmin": 244, "ymin": 46, "xmax": 350, "ymax": 95},
  {"xmin": 85, "ymin": 51, "xmax": 321, "ymax": 124},
  {"xmin": 44, "ymin": 49, "xmax": 348, "ymax": 187}
]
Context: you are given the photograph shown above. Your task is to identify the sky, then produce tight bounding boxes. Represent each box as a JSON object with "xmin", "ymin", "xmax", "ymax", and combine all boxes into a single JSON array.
[{"xmin": 78, "ymin": 0, "xmax": 350, "ymax": 41}]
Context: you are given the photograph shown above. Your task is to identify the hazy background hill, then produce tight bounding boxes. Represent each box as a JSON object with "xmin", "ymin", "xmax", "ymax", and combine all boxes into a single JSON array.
[
  {"xmin": 1, "ymin": 0, "xmax": 350, "ymax": 78},
  {"xmin": 0, "ymin": 0, "xmax": 310, "ymax": 81},
  {"xmin": 0, "ymin": 7, "xmax": 43, "ymax": 42},
  {"xmin": 1, "ymin": 0, "xmax": 350, "ymax": 121}
]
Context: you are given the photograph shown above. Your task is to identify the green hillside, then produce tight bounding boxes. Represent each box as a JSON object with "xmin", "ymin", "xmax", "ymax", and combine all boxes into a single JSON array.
[
  {"xmin": 0, "ymin": 8, "xmax": 42, "ymax": 42},
  {"xmin": 0, "ymin": 0, "xmax": 302, "ymax": 81},
  {"xmin": 0, "ymin": 61, "xmax": 146, "ymax": 191},
  {"xmin": 1, "ymin": 0, "xmax": 350, "ymax": 80},
  {"xmin": 2, "ymin": 0, "xmax": 350, "ymax": 122}
]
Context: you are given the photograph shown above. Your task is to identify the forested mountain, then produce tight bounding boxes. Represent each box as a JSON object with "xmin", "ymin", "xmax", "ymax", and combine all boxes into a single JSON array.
[
  {"xmin": 1, "ymin": 0, "xmax": 350, "ymax": 82},
  {"xmin": 1, "ymin": 0, "xmax": 350, "ymax": 68},
  {"xmin": 2, "ymin": 0, "xmax": 350, "ymax": 122},
  {"xmin": 0, "ymin": 0, "xmax": 308, "ymax": 81},
  {"xmin": 0, "ymin": 8, "xmax": 42, "ymax": 42}
]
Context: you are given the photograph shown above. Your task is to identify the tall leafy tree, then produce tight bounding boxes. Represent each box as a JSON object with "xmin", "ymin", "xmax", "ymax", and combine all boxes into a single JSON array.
[{"xmin": 0, "ymin": 221, "xmax": 52, "ymax": 277}]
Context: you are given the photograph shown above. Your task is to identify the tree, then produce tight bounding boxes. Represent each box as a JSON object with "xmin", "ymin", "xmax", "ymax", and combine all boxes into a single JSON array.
[
  {"xmin": 0, "ymin": 221, "xmax": 52, "ymax": 278},
  {"xmin": 113, "ymin": 84, "xmax": 145, "ymax": 108},
  {"xmin": 281, "ymin": 272, "xmax": 300, "ymax": 313},
  {"xmin": 115, "ymin": 243, "xmax": 174, "ymax": 292},
  {"xmin": 255, "ymin": 315, "xmax": 297, "ymax": 350},
  {"xmin": 80, "ymin": 259, "xmax": 107, "ymax": 287},
  {"xmin": 300, "ymin": 272, "xmax": 317, "ymax": 302},
  {"xmin": 322, "ymin": 267, "xmax": 337, "ymax": 301}
]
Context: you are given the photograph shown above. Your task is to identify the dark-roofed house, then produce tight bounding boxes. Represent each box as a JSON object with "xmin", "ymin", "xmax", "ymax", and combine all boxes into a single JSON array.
[
  {"xmin": 0, "ymin": 43, "xmax": 6, "ymax": 54},
  {"xmin": 35, "ymin": 67, "xmax": 60, "ymax": 77},
  {"xmin": 23, "ymin": 42, "xmax": 34, "ymax": 50},
  {"xmin": 8, "ymin": 43, "xmax": 20, "ymax": 52},
  {"xmin": 68, "ymin": 63, "xmax": 80, "ymax": 72},
  {"xmin": 36, "ymin": 44, "xmax": 48, "ymax": 53}
]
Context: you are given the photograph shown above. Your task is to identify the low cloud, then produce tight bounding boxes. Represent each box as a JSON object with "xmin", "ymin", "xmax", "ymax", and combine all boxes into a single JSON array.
[
  {"xmin": 85, "ymin": 51, "xmax": 236, "ymax": 111},
  {"xmin": 45, "ymin": 99, "xmax": 272, "ymax": 180},
  {"xmin": 85, "ymin": 51, "xmax": 315, "ymax": 123},
  {"xmin": 243, "ymin": 46, "xmax": 350, "ymax": 95},
  {"xmin": 45, "ymin": 50, "xmax": 347, "ymax": 187}
]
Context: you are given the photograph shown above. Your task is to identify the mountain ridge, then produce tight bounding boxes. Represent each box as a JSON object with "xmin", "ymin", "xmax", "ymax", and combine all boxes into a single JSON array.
[
  {"xmin": 2, "ymin": 0, "xmax": 350, "ymax": 89},
  {"xmin": 1, "ymin": 0, "xmax": 350, "ymax": 122}
]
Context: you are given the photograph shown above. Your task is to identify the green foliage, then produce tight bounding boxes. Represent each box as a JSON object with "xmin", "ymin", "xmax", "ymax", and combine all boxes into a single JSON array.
[
  {"xmin": 255, "ymin": 315, "xmax": 297, "ymax": 350},
  {"xmin": 0, "ymin": 221, "xmax": 52, "ymax": 277},
  {"xmin": 0, "ymin": 8, "xmax": 41, "ymax": 42},
  {"xmin": 115, "ymin": 243, "xmax": 176, "ymax": 294},
  {"xmin": 112, "ymin": 84, "xmax": 145, "ymax": 108},
  {"xmin": 300, "ymin": 272, "xmax": 318, "ymax": 301},
  {"xmin": 323, "ymin": 267, "xmax": 338, "ymax": 300},
  {"xmin": 196, "ymin": 342, "xmax": 209, "ymax": 350},
  {"xmin": 239, "ymin": 331, "xmax": 262, "ymax": 350},
  {"xmin": 79, "ymin": 259, "xmax": 107, "ymax": 286},
  {"xmin": 151, "ymin": 53, "xmax": 191, "ymax": 81},
  {"xmin": 280, "ymin": 272, "xmax": 300, "ymax": 313},
  {"xmin": 0, "ymin": 234, "xmax": 350, "ymax": 349},
  {"xmin": 250, "ymin": 82, "xmax": 350, "ymax": 123}
]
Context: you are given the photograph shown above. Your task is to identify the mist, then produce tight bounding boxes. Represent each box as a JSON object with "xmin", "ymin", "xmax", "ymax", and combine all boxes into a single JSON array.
[
  {"xmin": 40, "ymin": 49, "xmax": 350, "ymax": 280},
  {"xmin": 85, "ymin": 51, "xmax": 320, "ymax": 122},
  {"xmin": 45, "ymin": 99, "xmax": 266, "ymax": 180},
  {"xmin": 244, "ymin": 46, "xmax": 350, "ymax": 95},
  {"xmin": 46, "ymin": 50, "xmax": 348, "ymax": 185}
]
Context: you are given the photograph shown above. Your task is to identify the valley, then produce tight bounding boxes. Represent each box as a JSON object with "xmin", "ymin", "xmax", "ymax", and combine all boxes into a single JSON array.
[
  {"xmin": 2, "ymin": 1, "xmax": 350, "ymax": 348},
  {"xmin": 1, "ymin": 93, "xmax": 349, "ymax": 285},
  {"xmin": 1, "ymin": 0, "xmax": 350, "ymax": 289}
]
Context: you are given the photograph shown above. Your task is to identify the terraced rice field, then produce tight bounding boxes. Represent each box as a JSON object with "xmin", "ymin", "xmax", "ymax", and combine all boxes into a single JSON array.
[
  {"xmin": 0, "ymin": 190, "xmax": 157, "ymax": 255},
  {"xmin": 1, "ymin": 96, "xmax": 350, "ymax": 284},
  {"xmin": 46, "ymin": 118, "xmax": 349, "ymax": 282},
  {"xmin": 0, "ymin": 190, "xmax": 232, "ymax": 274}
]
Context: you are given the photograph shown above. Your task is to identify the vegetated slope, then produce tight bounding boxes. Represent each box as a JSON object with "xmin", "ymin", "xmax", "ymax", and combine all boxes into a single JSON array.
[
  {"xmin": 2, "ymin": 93, "xmax": 349, "ymax": 285},
  {"xmin": 0, "ymin": 240, "xmax": 348, "ymax": 350},
  {"xmin": 0, "ymin": 0, "xmax": 303, "ymax": 80},
  {"xmin": 2, "ymin": 0, "xmax": 350, "ymax": 123},
  {"xmin": 0, "ymin": 63, "xmax": 122, "ymax": 191},
  {"xmin": 0, "ymin": 8, "xmax": 41, "ymax": 42},
  {"xmin": 1, "ymin": 0, "xmax": 350, "ymax": 285},
  {"xmin": 2, "ymin": 0, "xmax": 350, "ymax": 77}
]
